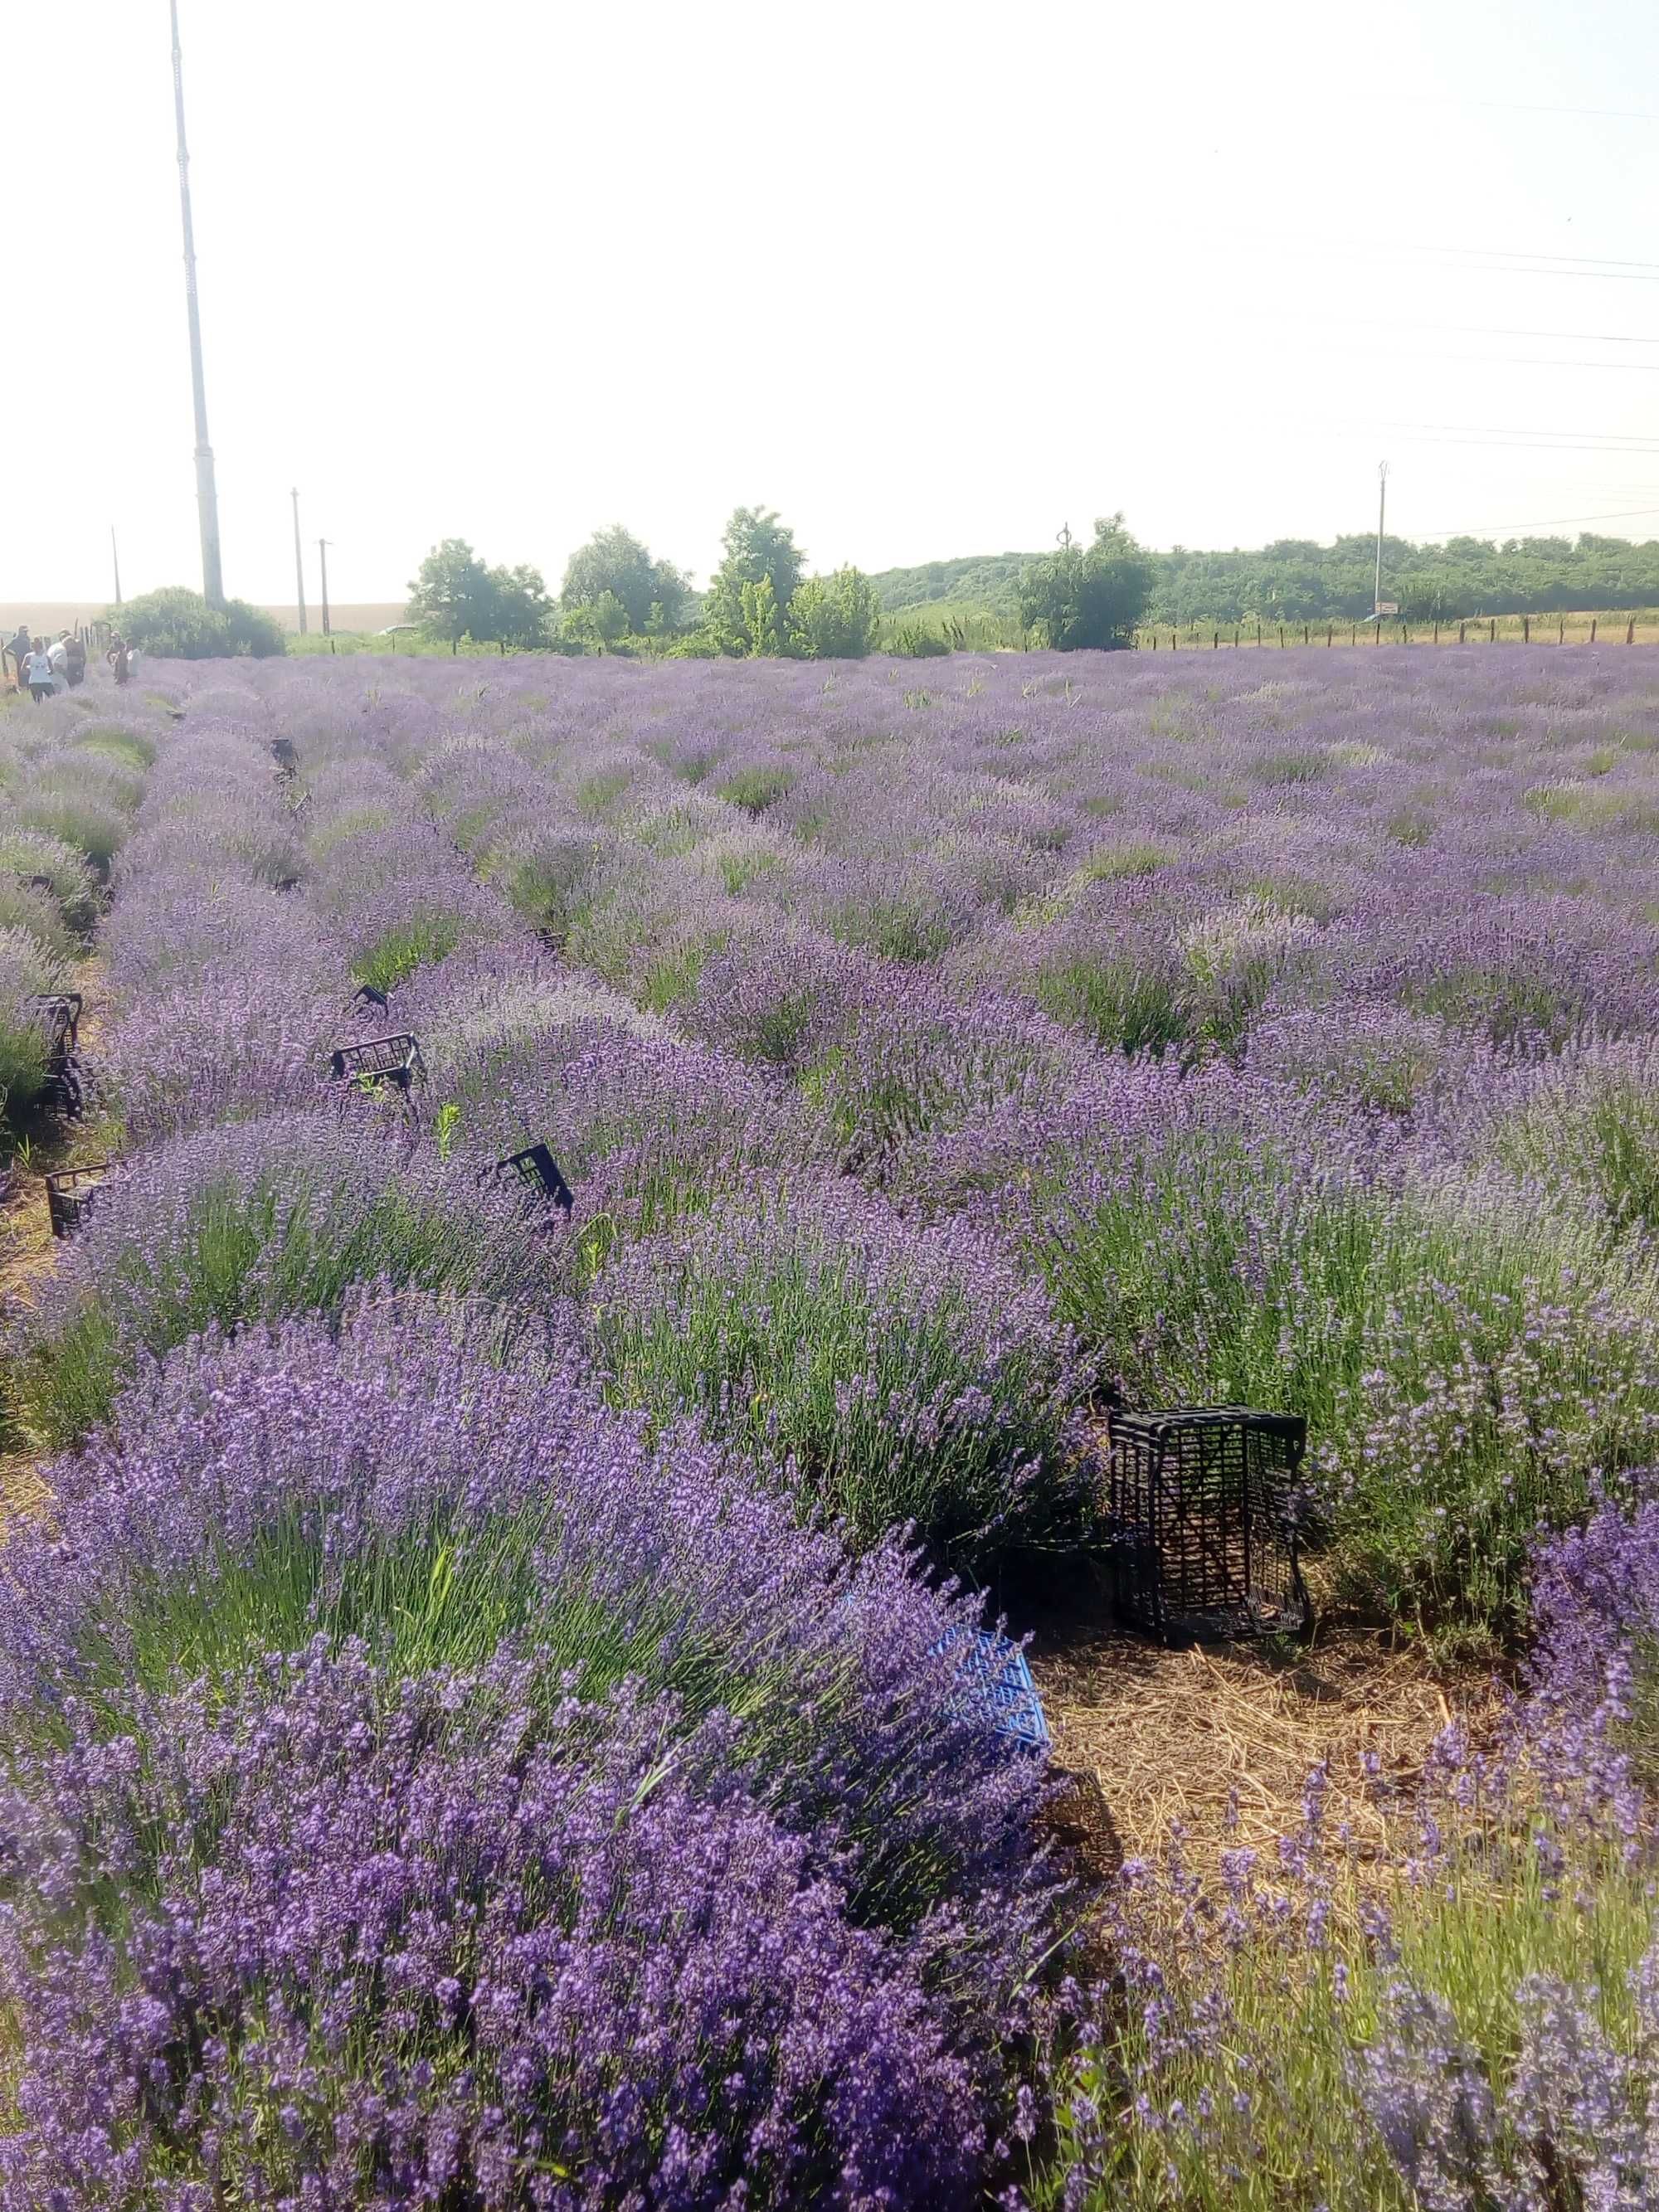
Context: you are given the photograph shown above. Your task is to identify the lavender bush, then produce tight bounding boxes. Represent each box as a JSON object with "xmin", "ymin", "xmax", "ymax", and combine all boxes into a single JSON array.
[
  {"xmin": 591, "ymin": 1179, "xmax": 1096, "ymax": 1559},
  {"xmin": 0, "ymin": 1299, "xmax": 1063, "ymax": 2204},
  {"xmin": 7, "ymin": 1115, "xmax": 562, "ymax": 1446}
]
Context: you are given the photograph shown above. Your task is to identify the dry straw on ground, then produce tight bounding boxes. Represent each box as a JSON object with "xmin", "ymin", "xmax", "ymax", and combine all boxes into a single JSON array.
[{"xmin": 1034, "ymin": 1611, "xmax": 1500, "ymax": 1871}]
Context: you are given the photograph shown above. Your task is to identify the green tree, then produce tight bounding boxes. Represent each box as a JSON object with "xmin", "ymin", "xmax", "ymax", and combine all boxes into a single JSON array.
[
  {"xmin": 113, "ymin": 586, "xmax": 285, "ymax": 659},
  {"xmin": 789, "ymin": 567, "xmax": 880, "ymax": 659},
  {"xmin": 1017, "ymin": 515, "xmax": 1153, "ymax": 650},
  {"xmin": 489, "ymin": 562, "xmax": 553, "ymax": 647},
  {"xmin": 407, "ymin": 541, "xmax": 550, "ymax": 646},
  {"xmin": 407, "ymin": 540, "xmax": 497, "ymax": 643},
  {"xmin": 704, "ymin": 507, "xmax": 805, "ymax": 655},
  {"xmin": 561, "ymin": 525, "xmax": 689, "ymax": 635},
  {"xmin": 739, "ymin": 576, "xmax": 781, "ymax": 658}
]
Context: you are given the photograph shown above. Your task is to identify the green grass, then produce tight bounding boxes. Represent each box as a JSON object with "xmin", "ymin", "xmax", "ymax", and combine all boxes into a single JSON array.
[
  {"xmin": 593, "ymin": 1204, "xmax": 1084, "ymax": 1561},
  {"xmin": 1033, "ymin": 955, "xmax": 1190, "ymax": 1056},
  {"xmin": 1035, "ymin": 1130, "xmax": 1659, "ymax": 1641},
  {"xmin": 716, "ymin": 766, "xmax": 796, "ymax": 814},
  {"xmin": 1041, "ymin": 1806, "xmax": 1655, "ymax": 2210},
  {"xmin": 12, "ymin": 1177, "xmax": 522, "ymax": 1451},
  {"xmin": 352, "ymin": 912, "xmax": 465, "ymax": 993}
]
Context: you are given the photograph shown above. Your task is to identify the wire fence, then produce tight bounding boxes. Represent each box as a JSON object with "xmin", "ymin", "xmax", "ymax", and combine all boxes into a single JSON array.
[{"xmin": 1134, "ymin": 612, "xmax": 1659, "ymax": 651}]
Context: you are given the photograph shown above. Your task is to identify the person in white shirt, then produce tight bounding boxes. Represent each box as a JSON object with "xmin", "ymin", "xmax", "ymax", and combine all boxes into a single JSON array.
[
  {"xmin": 46, "ymin": 635, "xmax": 68, "ymax": 692},
  {"xmin": 23, "ymin": 641, "xmax": 54, "ymax": 703}
]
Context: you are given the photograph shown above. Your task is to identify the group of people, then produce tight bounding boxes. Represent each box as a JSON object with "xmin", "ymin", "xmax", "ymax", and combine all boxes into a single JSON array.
[{"xmin": 4, "ymin": 623, "xmax": 135, "ymax": 700}]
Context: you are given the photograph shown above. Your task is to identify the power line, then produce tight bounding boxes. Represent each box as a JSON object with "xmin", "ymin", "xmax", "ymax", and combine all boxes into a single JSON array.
[
  {"xmin": 1374, "ymin": 94, "xmax": 1659, "ymax": 124},
  {"xmin": 1356, "ymin": 415, "xmax": 1659, "ymax": 446},
  {"xmin": 1285, "ymin": 239, "xmax": 1659, "ymax": 283},
  {"xmin": 1415, "ymin": 503, "xmax": 1659, "ymax": 538},
  {"xmin": 1304, "ymin": 340, "xmax": 1659, "ymax": 373},
  {"xmin": 1292, "ymin": 313, "xmax": 1659, "ymax": 346},
  {"xmin": 1366, "ymin": 242, "xmax": 1659, "ymax": 274},
  {"xmin": 1321, "ymin": 428, "xmax": 1659, "ymax": 459}
]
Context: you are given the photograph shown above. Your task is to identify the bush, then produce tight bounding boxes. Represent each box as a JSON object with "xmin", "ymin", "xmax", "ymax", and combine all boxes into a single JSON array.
[
  {"xmin": 0, "ymin": 927, "xmax": 66, "ymax": 1124},
  {"xmin": 0, "ymin": 1300, "xmax": 1061, "ymax": 2204},
  {"xmin": 112, "ymin": 585, "xmax": 287, "ymax": 659},
  {"xmin": 0, "ymin": 830, "xmax": 99, "ymax": 933},
  {"xmin": 1017, "ymin": 513, "xmax": 1153, "ymax": 650},
  {"xmin": 592, "ymin": 1179, "xmax": 1095, "ymax": 1562},
  {"xmin": 7, "ymin": 1115, "xmax": 561, "ymax": 1447},
  {"xmin": 789, "ymin": 567, "xmax": 880, "ymax": 659}
]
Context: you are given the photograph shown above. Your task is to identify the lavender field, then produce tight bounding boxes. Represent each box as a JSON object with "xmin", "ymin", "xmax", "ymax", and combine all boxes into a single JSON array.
[{"xmin": 4, "ymin": 645, "xmax": 1659, "ymax": 2205}]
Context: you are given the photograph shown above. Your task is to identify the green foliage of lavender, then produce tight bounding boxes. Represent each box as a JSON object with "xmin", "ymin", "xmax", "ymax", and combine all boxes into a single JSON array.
[
  {"xmin": 10, "ymin": 1116, "xmax": 558, "ymax": 1448},
  {"xmin": 591, "ymin": 1183, "xmax": 1095, "ymax": 1562}
]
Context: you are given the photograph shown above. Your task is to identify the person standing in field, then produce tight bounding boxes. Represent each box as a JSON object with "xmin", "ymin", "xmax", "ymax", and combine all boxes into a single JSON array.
[
  {"xmin": 106, "ymin": 634, "xmax": 131, "ymax": 686},
  {"xmin": 63, "ymin": 632, "xmax": 86, "ymax": 688},
  {"xmin": 2, "ymin": 624, "xmax": 29, "ymax": 693},
  {"xmin": 24, "ymin": 639, "xmax": 55, "ymax": 702},
  {"xmin": 46, "ymin": 634, "xmax": 68, "ymax": 693}
]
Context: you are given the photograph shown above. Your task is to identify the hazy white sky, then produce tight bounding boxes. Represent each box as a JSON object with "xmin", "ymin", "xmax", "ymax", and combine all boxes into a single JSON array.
[{"xmin": 7, "ymin": 0, "xmax": 1659, "ymax": 610}]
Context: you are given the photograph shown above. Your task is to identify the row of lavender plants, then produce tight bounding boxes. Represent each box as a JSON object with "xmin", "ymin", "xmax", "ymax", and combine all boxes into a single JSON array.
[
  {"xmin": 207, "ymin": 644, "xmax": 1659, "ymax": 1644},
  {"xmin": 6, "ymin": 646, "xmax": 1659, "ymax": 2202},
  {"xmin": 0, "ymin": 680, "xmax": 1083, "ymax": 2204},
  {"xmin": 0, "ymin": 686, "xmax": 158, "ymax": 1133}
]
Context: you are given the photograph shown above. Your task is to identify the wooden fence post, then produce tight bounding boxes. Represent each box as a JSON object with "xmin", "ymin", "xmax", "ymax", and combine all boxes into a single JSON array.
[
  {"xmin": 1257, "ymin": 622, "xmax": 1262, "ymax": 646},
  {"xmin": 1523, "ymin": 615, "xmax": 1530, "ymax": 644},
  {"xmin": 1279, "ymin": 625, "xmax": 1285, "ymax": 648},
  {"xmin": 1214, "ymin": 630, "xmax": 1219, "ymax": 649},
  {"xmin": 1628, "ymin": 618, "xmax": 1637, "ymax": 644},
  {"xmin": 1233, "ymin": 627, "xmax": 1241, "ymax": 648},
  {"xmin": 1403, "ymin": 623, "xmax": 1410, "ymax": 644},
  {"xmin": 1558, "ymin": 616, "xmax": 1564, "ymax": 644},
  {"xmin": 1490, "ymin": 619, "xmax": 1496, "ymax": 643},
  {"xmin": 1459, "ymin": 622, "xmax": 1466, "ymax": 644},
  {"xmin": 1590, "ymin": 618, "xmax": 1598, "ymax": 644},
  {"xmin": 1433, "ymin": 622, "xmax": 1439, "ymax": 644}
]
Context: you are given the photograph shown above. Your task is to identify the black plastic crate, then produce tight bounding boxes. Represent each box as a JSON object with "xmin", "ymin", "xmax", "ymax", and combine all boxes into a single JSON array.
[
  {"xmin": 270, "ymin": 737, "xmax": 297, "ymax": 771},
  {"xmin": 32, "ymin": 992, "xmax": 81, "ymax": 1062},
  {"xmin": 46, "ymin": 1161, "xmax": 111, "ymax": 1239},
  {"xmin": 328, "ymin": 1032, "xmax": 426, "ymax": 1094},
  {"xmin": 32, "ymin": 993, "xmax": 83, "ymax": 1116},
  {"xmin": 489, "ymin": 1142, "xmax": 574, "ymax": 1214},
  {"xmin": 1107, "ymin": 1407, "xmax": 1309, "ymax": 1642}
]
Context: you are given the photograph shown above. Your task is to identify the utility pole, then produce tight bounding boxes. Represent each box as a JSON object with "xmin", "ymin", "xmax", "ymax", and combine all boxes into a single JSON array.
[
  {"xmin": 170, "ymin": 0, "xmax": 224, "ymax": 609},
  {"xmin": 290, "ymin": 489, "xmax": 308, "ymax": 634},
  {"xmin": 1374, "ymin": 460, "xmax": 1389, "ymax": 616},
  {"xmin": 110, "ymin": 527, "xmax": 123, "ymax": 607},
  {"xmin": 318, "ymin": 539, "xmax": 333, "ymax": 636}
]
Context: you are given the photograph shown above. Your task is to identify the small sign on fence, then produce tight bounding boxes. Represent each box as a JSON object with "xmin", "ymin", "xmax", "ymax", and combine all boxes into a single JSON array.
[{"xmin": 1374, "ymin": 600, "xmax": 1399, "ymax": 616}]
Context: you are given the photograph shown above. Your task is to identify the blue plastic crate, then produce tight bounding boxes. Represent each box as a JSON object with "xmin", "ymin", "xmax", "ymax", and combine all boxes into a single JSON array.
[{"xmin": 937, "ymin": 1628, "xmax": 1049, "ymax": 1753}]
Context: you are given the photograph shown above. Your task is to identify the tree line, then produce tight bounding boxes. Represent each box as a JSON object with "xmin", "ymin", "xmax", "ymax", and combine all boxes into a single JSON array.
[
  {"xmin": 406, "ymin": 509, "xmax": 1150, "ymax": 658},
  {"xmin": 406, "ymin": 510, "xmax": 886, "ymax": 661},
  {"xmin": 95, "ymin": 513, "xmax": 1659, "ymax": 664},
  {"xmin": 874, "ymin": 531, "xmax": 1659, "ymax": 630}
]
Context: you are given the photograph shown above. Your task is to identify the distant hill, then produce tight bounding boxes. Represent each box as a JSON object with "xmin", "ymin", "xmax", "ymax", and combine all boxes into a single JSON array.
[
  {"xmin": 868, "ymin": 555, "xmax": 1034, "ymax": 618},
  {"xmin": 873, "ymin": 532, "xmax": 1659, "ymax": 629}
]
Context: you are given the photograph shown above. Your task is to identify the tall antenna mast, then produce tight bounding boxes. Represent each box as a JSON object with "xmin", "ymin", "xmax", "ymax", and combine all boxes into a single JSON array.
[{"xmin": 170, "ymin": 0, "xmax": 224, "ymax": 608}]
